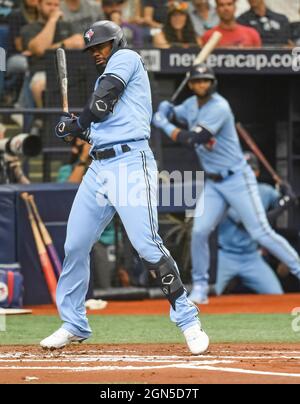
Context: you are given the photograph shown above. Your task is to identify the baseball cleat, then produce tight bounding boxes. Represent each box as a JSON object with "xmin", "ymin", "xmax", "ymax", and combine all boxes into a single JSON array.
[
  {"xmin": 40, "ymin": 328, "xmax": 86, "ymax": 350},
  {"xmin": 183, "ymin": 323, "xmax": 209, "ymax": 355}
]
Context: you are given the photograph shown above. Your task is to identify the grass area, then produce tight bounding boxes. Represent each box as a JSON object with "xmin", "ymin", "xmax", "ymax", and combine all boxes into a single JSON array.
[{"xmin": 0, "ymin": 314, "xmax": 298, "ymax": 346}]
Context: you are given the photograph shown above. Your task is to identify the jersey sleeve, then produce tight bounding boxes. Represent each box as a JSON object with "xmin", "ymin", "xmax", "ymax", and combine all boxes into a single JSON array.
[
  {"xmin": 173, "ymin": 101, "xmax": 189, "ymax": 126},
  {"xmin": 104, "ymin": 50, "xmax": 139, "ymax": 87},
  {"xmin": 199, "ymin": 103, "xmax": 230, "ymax": 135},
  {"xmin": 266, "ymin": 186, "xmax": 281, "ymax": 209}
]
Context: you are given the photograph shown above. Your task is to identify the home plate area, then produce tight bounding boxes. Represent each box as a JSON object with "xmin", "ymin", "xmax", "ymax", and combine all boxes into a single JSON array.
[{"xmin": 0, "ymin": 344, "xmax": 299, "ymax": 384}]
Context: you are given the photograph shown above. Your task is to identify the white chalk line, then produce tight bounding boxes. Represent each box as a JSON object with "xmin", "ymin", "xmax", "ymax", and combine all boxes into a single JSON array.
[{"xmin": 0, "ymin": 349, "xmax": 299, "ymax": 379}]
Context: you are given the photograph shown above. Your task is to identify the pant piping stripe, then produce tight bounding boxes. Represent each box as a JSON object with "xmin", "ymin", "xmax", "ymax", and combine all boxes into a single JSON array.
[
  {"xmin": 140, "ymin": 151, "xmax": 169, "ymax": 258},
  {"xmin": 242, "ymin": 170, "xmax": 300, "ymax": 266}
]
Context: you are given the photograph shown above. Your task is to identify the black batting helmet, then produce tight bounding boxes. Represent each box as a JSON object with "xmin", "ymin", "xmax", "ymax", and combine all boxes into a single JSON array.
[
  {"xmin": 188, "ymin": 64, "xmax": 217, "ymax": 95},
  {"xmin": 83, "ymin": 20, "xmax": 127, "ymax": 55},
  {"xmin": 244, "ymin": 152, "xmax": 260, "ymax": 171}
]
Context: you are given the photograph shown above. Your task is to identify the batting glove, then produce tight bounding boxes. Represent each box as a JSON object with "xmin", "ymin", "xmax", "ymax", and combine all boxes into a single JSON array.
[
  {"xmin": 55, "ymin": 113, "xmax": 90, "ymax": 142},
  {"xmin": 279, "ymin": 181, "xmax": 298, "ymax": 205},
  {"xmin": 152, "ymin": 112, "xmax": 176, "ymax": 137}
]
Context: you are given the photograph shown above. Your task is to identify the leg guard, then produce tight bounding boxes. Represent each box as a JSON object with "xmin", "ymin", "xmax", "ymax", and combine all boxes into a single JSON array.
[{"xmin": 142, "ymin": 256, "xmax": 184, "ymax": 310}]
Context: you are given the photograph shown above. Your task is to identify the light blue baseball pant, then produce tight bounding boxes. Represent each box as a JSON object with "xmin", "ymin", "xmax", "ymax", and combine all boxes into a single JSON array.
[
  {"xmin": 192, "ymin": 164, "xmax": 300, "ymax": 288},
  {"xmin": 57, "ymin": 142, "xmax": 198, "ymax": 338},
  {"xmin": 215, "ymin": 250, "xmax": 284, "ymax": 295}
]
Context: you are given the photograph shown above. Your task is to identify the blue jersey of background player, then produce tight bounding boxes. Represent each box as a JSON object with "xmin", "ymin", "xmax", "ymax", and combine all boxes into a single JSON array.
[
  {"xmin": 153, "ymin": 64, "xmax": 300, "ymax": 304},
  {"xmin": 216, "ymin": 152, "xmax": 297, "ymax": 296},
  {"xmin": 40, "ymin": 21, "xmax": 209, "ymax": 354}
]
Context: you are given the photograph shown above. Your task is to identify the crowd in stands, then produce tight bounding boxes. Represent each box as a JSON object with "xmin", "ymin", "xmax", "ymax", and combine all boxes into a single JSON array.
[{"xmin": 0, "ymin": 0, "xmax": 300, "ymax": 108}]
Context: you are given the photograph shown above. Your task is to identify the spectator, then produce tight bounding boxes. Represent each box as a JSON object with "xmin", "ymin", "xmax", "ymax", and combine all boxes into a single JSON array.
[
  {"xmin": 143, "ymin": 0, "xmax": 174, "ymax": 29},
  {"xmin": 57, "ymin": 137, "xmax": 91, "ymax": 183},
  {"xmin": 0, "ymin": 0, "xmax": 20, "ymax": 54},
  {"xmin": 9, "ymin": 0, "xmax": 39, "ymax": 53},
  {"xmin": 0, "ymin": 1, "xmax": 38, "ymax": 107},
  {"xmin": 21, "ymin": 0, "xmax": 84, "ymax": 107},
  {"xmin": 122, "ymin": 0, "xmax": 144, "ymax": 25},
  {"xmin": 153, "ymin": 1, "xmax": 201, "ymax": 48},
  {"xmin": 109, "ymin": 10, "xmax": 144, "ymax": 47},
  {"xmin": 202, "ymin": 0, "xmax": 262, "ymax": 47},
  {"xmin": 102, "ymin": 0, "xmax": 126, "ymax": 18},
  {"xmin": 188, "ymin": 0, "xmax": 219, "ymax": 37},
  {"xmin": 238, "ymin": 0, "xmax": 292, "ymax": 46},
  {"xmin": 235, "ymin": 0, "xmax": 250, "ymax": 17},
  {"xmin": 265, "ymin": 0, "xmax": 300, "ymax": 24},
  {"xmin": 60, "ymin": 0, "xmax": 104, "ymax": 34}
]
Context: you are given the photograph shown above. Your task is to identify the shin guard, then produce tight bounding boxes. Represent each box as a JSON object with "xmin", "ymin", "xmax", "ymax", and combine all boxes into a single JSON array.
[{"xmin": 142, "ymin": 256, "xmax": 184, "ymax": 310}]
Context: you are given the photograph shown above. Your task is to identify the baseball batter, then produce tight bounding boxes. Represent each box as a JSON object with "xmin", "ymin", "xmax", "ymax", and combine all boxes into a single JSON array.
[
  {"xmin": 40, "ymin": 21, "xmax": 209, "ymax": 354},
  {"xmin": 153, "ymin": 64, "xmax": 300, "ymax": 304}
]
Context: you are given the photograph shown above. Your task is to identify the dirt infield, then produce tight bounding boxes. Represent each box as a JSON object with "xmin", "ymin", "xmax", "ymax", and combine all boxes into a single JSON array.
[
  {"xmin": 0, "ymin": 344, "xmax": 299, "ymax": 384},
  {"xmin": 1, "ymin": 294, "xmax": 298, "ymax": 383},
  {"xmin": 26, "ymin": 294, "xmax": 300, "ymax": 316}
]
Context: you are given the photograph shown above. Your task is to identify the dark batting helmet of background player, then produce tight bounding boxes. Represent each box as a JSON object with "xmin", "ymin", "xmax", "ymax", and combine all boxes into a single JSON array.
[
  {"xmin": 187, "ymin": 64, "xmax": 217, "ymax": 95},
  {"xmin": 244, "ymin": 151, "xmax": 260, "ymax": 172},
  {"xmin": 83, "ymin": 20, "xmax": 128, "ymax": 57}
]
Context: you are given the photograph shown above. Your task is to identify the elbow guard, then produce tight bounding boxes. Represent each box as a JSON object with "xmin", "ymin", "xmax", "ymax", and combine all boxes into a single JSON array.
[
  {"xmin": 79, "ymin": 74, "xmax": 125, "ymax": 129},
  {"xmin": 177, "ymin": 125, "xmax": 213, "ymax": 148}
]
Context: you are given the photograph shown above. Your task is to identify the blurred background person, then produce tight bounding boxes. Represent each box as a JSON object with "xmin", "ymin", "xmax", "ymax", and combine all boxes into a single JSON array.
[
  {"xmin": 102, "ymin": 0, "xmax": 125, "ymax": 18},
  {"xmin": 143, "ymin": 0, "xmax": 176, "ymax": 29},
  {"xmin": 61, "ymin": 0, "xmax": 104, "ymax": 34},
  {"xmin": 56, "ymin": 137, "xmax": 91, "ymax": 184},
  {"xmin": 9, "ymin": 0, "xmax": 39, "ymax": 53},
  {"xmin": 109, "ymin": 9, "xmax": 144, "ymax": 47},
  {"xmin": 0, "ymin": 0, "xmax": 39, "ymax": 108},
  {"xmin": 202, "ymin": 0, "xmax": 262, "ymax": 47},
  {"xmin": 188, "ymin": 0, "xmax": 219, "ymax": 37},
  {"xmin": 215, "ymin": 152, "xmax": 298, "ymax": 296},
  {"xmin": 122, "ymin": 0, "xmax": 144, "ymax": 25},
  {"xmin": 153, "ymin": 1, "xmax": 201, "ymax": 48},
  {"xmin": 21, "ymin": 0, "xmax": 84, "ymax": 108},
  {"xmin": 238, "ymin": 0, "xmax": 292, "ymax": 46}
]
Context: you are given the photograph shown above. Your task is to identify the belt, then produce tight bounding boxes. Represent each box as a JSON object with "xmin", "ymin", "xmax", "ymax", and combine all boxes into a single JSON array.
[
  {"xmin": 206, "ymin": 170, "xmax": 234, "ymax": 182},
  {"xmin": 93, "ymin": 144, "xmax": 131, "ymax": 160}
]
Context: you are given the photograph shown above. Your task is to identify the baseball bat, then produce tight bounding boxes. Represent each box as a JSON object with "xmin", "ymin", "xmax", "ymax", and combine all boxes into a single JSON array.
[
  {"xmin": 56, "ymin": 48, "xmax": 73, "ymax": 142},
  {"xmin": 236, "ymin": 122, "xmax": 283, "ymax": 185},
  {"xmin": 28, "ymin": 194, "xmax": 62, "ymax": 279},
  {"xmin": 171, "ymin": 31, "xmax": 223, "ymax": 103},
  {"xmin": 21, "ymin": 193, "xmax": 57, "ymax": 304},
  {"xmin": 56, "ymin": 48, "xmax": 69, "ymax": 113}
]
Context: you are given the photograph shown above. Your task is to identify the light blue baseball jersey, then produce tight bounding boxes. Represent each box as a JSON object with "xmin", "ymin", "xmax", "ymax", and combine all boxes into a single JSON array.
[
  {"xmin": 219, "ymin": 183, "xmax": 280, "ymax": 254},
  {"xmin": 173, "ymin": 93, "xmax": 246, "ymax": 173},
  {"xmin": 89, "ymin": 49, "xmax": 152, "ymax": 150}
]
